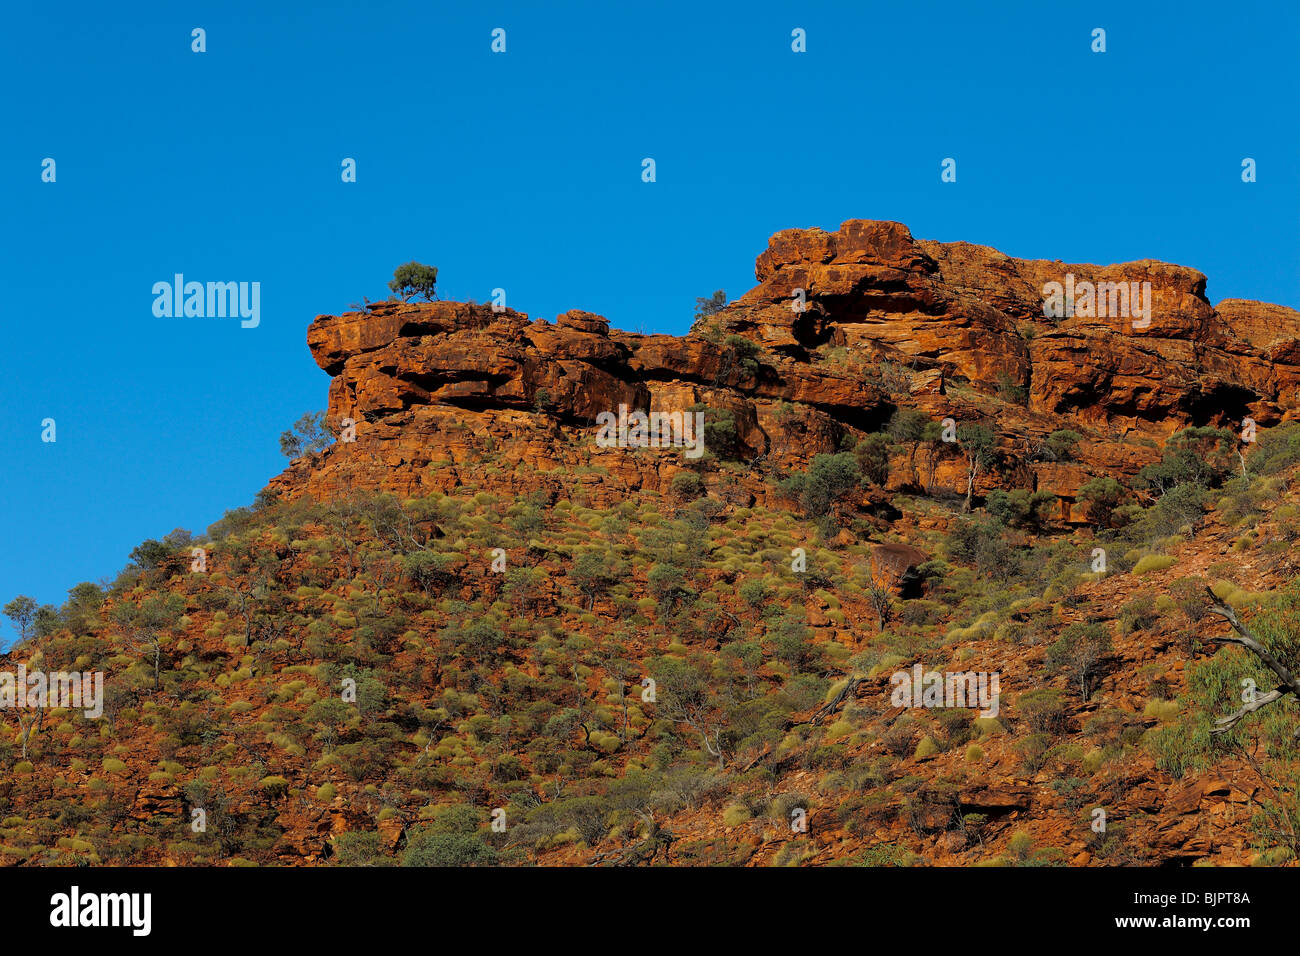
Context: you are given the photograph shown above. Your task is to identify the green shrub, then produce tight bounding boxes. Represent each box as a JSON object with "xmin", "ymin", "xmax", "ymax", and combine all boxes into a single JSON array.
[
  {"xmin": 853, "ymin": 433, "xmax": 891, "ymax": 487},
  {"xmin": 1007, "ymin": 831, "xmax": 1035, "ymax": 863},
  {"xmin": 987, "ymin": 488, "xmax": 1056, "ymax": 529},
  {"xmin": 1249, "ymin": 423, "xmax": 1300, "ymax": 476},
  {"xmin": 1119, "ymin": 593, "xmax": 1160, "ymax": 633},
  {"xmin": 1148, "ymin": 715, "xmax": 1211, "ymax": 779},
  {"xmin": 1137, "ymin": 427, "xmax": 1238, "ymax": 494},
  {"xmin": 1133, "ymin": 554, "xmax": 1176, "ymax": 575},
  {"xmin": 855, "ymin": 843, "xmax": 916, "ymax": 867},
  {"xmin": 722, "ymin": 804, "xmax": 752, "ymax": 827},
  {"xmin": 914, "ymin": 735, "xmax": 939, "ymax": 759},
  {"xmin": 780, "ymin": 453, "xmax": 862, "ymax": 521},
  {"xmin": 1017, "ymin": 688, "xmax": 1067, "ymax": 733},
  {"xmin": 1045, "ymin": 622, "xmax": 1113, "ymax": 700},
  {"xmin": 670, "ymin": 472, "xmax": 705, "ymax": 501},
  {"xmin": 258, "ymin": 775, "xmax": 290, "ymax": 797},
  {"xmin": 333, "ymin": 831, "xmax": 386, "ymax": 866},
  {"xmin": 1078, "ymin": 477, "xmax": 1125, "ymax": 528},
  {"xmin": 403, "ymin": 830, "xmax": 496, "ymax": 867},
  {"xmin": 1144, "ymin": 699, "xmax": 1180, "ymax": 722}
]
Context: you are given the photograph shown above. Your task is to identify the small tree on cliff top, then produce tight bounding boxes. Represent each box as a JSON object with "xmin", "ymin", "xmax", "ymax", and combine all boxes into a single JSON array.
[
  {"xmin": 389, "ymin": 262, "xmax": 439, "ymax": 302},
  {"xmin": 3, "ymin": 596, "xmax": 37, "ymax": 646}
]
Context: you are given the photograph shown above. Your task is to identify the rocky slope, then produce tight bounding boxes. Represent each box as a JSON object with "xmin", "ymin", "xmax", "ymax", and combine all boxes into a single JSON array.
[{"xmin": 3, "ymin": 219, "xmax": 1300, "ymax": 868}]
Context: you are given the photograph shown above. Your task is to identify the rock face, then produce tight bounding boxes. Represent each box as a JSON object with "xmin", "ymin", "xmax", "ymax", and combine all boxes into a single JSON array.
[{"xmin": 270, "ymin": 219, "xmax": 1300, "ymax": 518}]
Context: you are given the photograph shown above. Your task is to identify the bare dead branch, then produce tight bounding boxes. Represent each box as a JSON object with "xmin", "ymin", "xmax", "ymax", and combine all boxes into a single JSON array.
[
  {"xmin": 1204, "ymin": 586, "xmax": 1300, "ymax": 735},
  {"xmin": 1212, "ymin": 687, "xmax": 1286, "ymax": 734}
]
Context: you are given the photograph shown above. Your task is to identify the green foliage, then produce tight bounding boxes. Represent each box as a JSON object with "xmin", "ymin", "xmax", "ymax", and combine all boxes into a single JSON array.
[
  {"xmin": 956, "ymin": 423, "xmax": 998, "ymax": 511},
  {"xmin": 1042, "ymin": 429, "xmax": 1082, "ymax": 462},
  {"xmin": 571, "ymin": 551, "xmax": 619, "ymax": 608},
  {"xmin": 1133, "ymin": 554, "xmax": 1176, "ymax": 575},
  {"xmin": 722, "ymin": 803, "xmax": 751, "ymax": 826},
  {"xmin": 279, "ymin": 411, "xmax": 333, "ymax": 460},
  {"xmin": 2, "ymin": 596, "xmax": 37, "ymax": 645},
  {"xmin": 957, "ymin": 423, "xmax": 997, "ymax": 458},
  {"xmin": 333, "ymin": 831, "xmax": 387, "ymax": 866},
  {"xmin": 647, "ymin": 563, "xmax": 692, "ymax": 613},
  {"xmin": 403, "ymin": 829, "xmax": 497, "ymax": 866},
  {"xmin": 853, "ymin": 433, "xmax": 891, "ymax": 487},
  {"xmin": 1249, "ymin": 583, "xmax": 1300, "ymax": 678},
  {"xmin": 670, "ymin": 471, "xmax": 705, "ymax": 501},
  {"xmin": 400, "ymin": 550, "xmax": 457, "ymax": 594},
  {"xmin": 1118, "ymin": 593, "xmax": 1160, "ymax": 633},
  {"xmin": 1126, "ymin": 484, "xmax": 1209, "ymax": 542},
  {"xmin": 781, "ymin": 453, "xmax": 862, "ymax": 523},
  {"xmin": 60, "ymin": 582, "xmax": 106, "ymax": 636},
  {"xmin": 767, "ymin": 611, "xmax": 820, "ymax": 673},
  {"xmin": 995, "ymin": 372, "xmax": 1027, "ymax": 406},
  {"xmin": 882, "ymin": 410, "xmax": 943, "ymax": 491},
  {"xmin": 855, "ymin": 843, "xmax": 916, "ymax": 867},
  {"xmin": 31, "ymin": 604, "xmax": 62, "ymax": 640},
  {"xmin": 388, "ymin": 261, "xmax": 439, "ymax": 302},
  {"xmin": 887, "ymin": 408, "xmax": 929, "ymax": 449},
  {"xmin": 738, "ymin": 579, "xmax": 770, "ymax": 608},
  {"xmin": 721, "ymin": 335, "xmax": 761, "ymax": 378},
  {"xmin": 1249, "ymin": 423, "xmax": 1300, "ymax": 477},
  {"xmin": 1078, "ymin": 476, "xmax": 1125, "ymax": 529},
  {"xmin": 1153, "ymin": 582, "xmax": 1300, "ymax": 851},
  {"xmin": 258, "ymin": 775, "xmax": 290, "ymax": 797},
  {"xmin": 126, "ymin": 528, "xmax": 194, "ymax": 575},
  {"xmin": 986, "ymin": 488, "xmax": 1056, "ymax": 529},
  {"xmin": 1017, "ymin": 688, "xmax": 1068, "ymax": 733},
  {"xmin": 1045, "ymin": 622, "xmax": 1112, "ymax": 700},
  {"xmin": 693, "ymin": 290, "xmax": 727, "ymax": 321},
  {"xmin": 688, "ymin": 403, "xmax": 743, "ymax": 460},
  {"xmin": 943, "ymin": 516, "xmax": 1024, "ymax": 583},
  {"xmin": 1137, "ymin": 426, "xmax": 1238, "ymax": 494}
]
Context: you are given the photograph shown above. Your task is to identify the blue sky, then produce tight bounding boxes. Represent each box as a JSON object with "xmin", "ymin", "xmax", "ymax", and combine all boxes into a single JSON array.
[{"xmin": 2, "ymin": 0, "xmax": 1297, "ymax": 625}]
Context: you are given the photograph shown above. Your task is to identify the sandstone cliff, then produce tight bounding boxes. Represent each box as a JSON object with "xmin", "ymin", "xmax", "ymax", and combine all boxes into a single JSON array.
[{"xmin": 271, "ymin": 219, "xmax": 1300, "ymax": 521}]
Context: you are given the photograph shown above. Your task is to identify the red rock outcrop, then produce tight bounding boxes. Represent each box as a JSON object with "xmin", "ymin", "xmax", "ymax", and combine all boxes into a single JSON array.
[{"xmin": 270, "ymin": 219, "xmax": 1300, "ymax": 521}]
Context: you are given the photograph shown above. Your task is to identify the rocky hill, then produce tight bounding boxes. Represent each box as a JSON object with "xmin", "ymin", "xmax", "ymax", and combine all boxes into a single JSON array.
[
  {"xmin": 4, "ymin": 219, "xmax": 1300, "ymax": 867},
  {"xmin": 273, "ymin": 219, "xmax": 1300, "ymax": 520}
]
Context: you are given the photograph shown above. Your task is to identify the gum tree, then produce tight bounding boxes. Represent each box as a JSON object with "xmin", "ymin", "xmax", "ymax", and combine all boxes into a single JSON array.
[
  {"xmin": 111, "ymin": 593, "xmax": 186, "ymax": 692},
  {"xmin": 279, "ymin": 411, "xmax": 333, "ymax": 459},
  {"xmin": 957, "ymin": 423, "xmax": 998, "ymax": 513},
  {"xmin": 388, "ymin": 262, "xmax": 439, "ymax": 302},
  {"xmin": 3, "ymin": 596, "xmax": 37, "ymax": 645}
]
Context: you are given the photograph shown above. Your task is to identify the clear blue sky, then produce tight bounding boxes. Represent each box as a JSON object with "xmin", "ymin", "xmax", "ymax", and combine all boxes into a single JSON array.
[{"xmin": 2, "ymin": 0, "xmax": 1297, "ymax": 624}]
